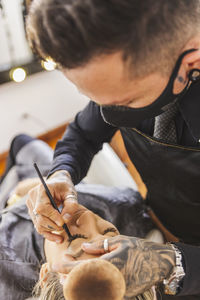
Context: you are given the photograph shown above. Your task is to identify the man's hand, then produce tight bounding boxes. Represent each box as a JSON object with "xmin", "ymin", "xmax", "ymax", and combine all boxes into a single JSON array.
[
  {"xmin": 52, "ymin": 236, "xmax": 176, "ymax": 298},
  {"xmin": 26, "ymin": 170, "xmax": 77, "ymax": 243}
]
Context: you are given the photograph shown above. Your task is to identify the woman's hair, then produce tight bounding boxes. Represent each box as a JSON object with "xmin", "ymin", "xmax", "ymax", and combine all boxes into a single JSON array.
[
  {"xmin": 33, "ymin": 271, "xmax": 155, "ymax": 300},
  {"xmin": 33, "ymin": 272, "xmax": 65, "ymax": 300}
]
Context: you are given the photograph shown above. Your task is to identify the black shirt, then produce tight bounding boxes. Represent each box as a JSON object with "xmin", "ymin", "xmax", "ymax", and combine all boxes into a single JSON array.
[{"xmin": 49, "ymin": 83, "xmax": 200, "ymax": 296}]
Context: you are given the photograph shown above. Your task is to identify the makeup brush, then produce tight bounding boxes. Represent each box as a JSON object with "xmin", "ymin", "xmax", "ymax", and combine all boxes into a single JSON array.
[{"xmin": 33, "ymin": 163, "xmax": 72, "ymax": 238}]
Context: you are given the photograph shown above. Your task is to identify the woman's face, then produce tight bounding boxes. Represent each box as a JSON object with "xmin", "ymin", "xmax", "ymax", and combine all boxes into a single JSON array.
[{"xmin": 44, "ymin": 203, "xmax": 119, "ymax": 266}]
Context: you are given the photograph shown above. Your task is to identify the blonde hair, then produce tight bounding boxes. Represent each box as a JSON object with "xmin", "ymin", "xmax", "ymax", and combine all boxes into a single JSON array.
[
  {"xmin": 33, "ymin": 272, "xmax": 65, "ymax": 300},
  {"xmin": 33, "ymin": 271, "xmax": 155, "ymax": 300}
]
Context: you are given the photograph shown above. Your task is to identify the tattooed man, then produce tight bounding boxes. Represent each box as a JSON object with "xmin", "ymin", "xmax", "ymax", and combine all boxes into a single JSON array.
[{"xmin": 26, "ymin": 0, "xmax": 200, "ymax": 299}]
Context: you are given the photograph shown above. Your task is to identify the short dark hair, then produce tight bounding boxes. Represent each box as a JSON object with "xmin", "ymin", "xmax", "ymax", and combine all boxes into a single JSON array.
[{"xmin": 26, "ymin": 0, "xmax": 200, "ymax": 76}]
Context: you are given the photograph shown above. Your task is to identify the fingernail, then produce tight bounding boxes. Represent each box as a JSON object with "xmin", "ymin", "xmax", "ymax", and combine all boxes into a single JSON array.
[
  {"xmin": 82, "ymin": 243, "xmax": 92, "ymax": 249},
  {"xmin": 63, "ymin": 213, "xmax": 71, "ymax": 222},
  {"xmin": 56, "ymin": 239, "xmax": 62, "ymax": 244},
  {"xmin": 56, "ymin": 221, "xmax": 63, "ymax": 227}
]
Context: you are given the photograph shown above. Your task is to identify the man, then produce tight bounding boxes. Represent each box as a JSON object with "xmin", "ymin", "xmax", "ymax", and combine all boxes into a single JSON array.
[{"xmin": 26, "ymin": 0, "xmax": 200, "ymax": 299}]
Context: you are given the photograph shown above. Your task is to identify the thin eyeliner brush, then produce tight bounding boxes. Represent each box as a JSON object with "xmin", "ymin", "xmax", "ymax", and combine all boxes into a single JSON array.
[{"xmin": 33, "ymin": 163, "xmax": 72, "ymax": 238}]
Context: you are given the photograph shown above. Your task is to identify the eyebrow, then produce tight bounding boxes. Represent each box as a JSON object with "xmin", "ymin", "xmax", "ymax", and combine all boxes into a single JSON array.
[
  {"xmin": 68, "ymin": 227, "xmax": 118, "ymax": 259},
  {"xmin": 103, "ymin": 227, "xmax": 118, "ymax": 235}
]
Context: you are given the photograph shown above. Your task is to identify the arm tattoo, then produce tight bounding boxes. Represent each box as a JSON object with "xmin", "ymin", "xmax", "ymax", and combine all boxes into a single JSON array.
[{"xmin": 103, "ymin": 236, "xmax": 175, "ymax": 299}]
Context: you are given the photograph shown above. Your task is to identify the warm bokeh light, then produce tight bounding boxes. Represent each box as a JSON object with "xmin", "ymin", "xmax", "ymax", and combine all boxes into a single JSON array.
[
  {"xmin": 10, "ymin": 68, "xmax": 27, "ymax": 83},
  {"xmin": 41, "ymin": 59, "xmax": 57, "ymax": 71}
]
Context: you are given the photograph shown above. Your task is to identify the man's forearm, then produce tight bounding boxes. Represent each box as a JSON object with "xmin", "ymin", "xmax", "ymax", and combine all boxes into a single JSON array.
[{"xmin": 48, "ymin": 101, "xmax": 117, "ymax": 184}]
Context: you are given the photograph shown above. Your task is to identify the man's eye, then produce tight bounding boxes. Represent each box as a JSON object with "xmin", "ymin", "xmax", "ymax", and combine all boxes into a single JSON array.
[
  {"xmin": 103, "ymin": 227, "xmax": 117, "ymax": 235},
  {"xmin": 68, "ymin": 234, "xmax": 87, "ymax": 244}
]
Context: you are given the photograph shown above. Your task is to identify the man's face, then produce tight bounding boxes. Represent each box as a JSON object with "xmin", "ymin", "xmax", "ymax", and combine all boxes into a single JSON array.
[{"xmin": 63, "ymin": 52, "xmax": 173, "ymax": 108}]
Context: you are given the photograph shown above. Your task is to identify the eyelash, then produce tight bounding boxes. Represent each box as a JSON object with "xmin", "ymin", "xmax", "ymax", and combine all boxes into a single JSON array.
[
  {"xmin": 68, "ymin": 228, "xmax": 117, "ymax": 244},
  {"xmin": 103, "ymin": 228, "xmax": 117, "ymax": 235},
  {"xmin": 68, "ymin": 234, "xmax": 87, "ymax": 244}
]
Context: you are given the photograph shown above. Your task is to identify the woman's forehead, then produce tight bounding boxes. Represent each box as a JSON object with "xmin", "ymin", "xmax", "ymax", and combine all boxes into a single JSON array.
[{"xmin": 67, "ymin": 206, "xmax": 118, "ymax": 231}]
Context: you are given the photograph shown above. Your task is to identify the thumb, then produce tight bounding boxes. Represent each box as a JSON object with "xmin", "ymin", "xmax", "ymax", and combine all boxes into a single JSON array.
[
  {"xmin": 61, "ymin": 200, "xmax": 79, "ymax": 222},
  {"xmin": 82, "ymin": 238, "xmax": 118, "ymax": 255}
]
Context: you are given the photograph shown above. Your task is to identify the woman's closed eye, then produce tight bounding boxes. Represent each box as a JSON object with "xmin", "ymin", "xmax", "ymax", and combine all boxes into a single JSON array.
[
  {"xmin": 103, "ymin": 227, "xmax": 118, "ymax": 235},
  {"xmin": 68, "ymin": 234, "xmax": 87, "ymax": 244},
  {"xmin": 68, "ymin": 227, "xmax": 118, "ymax": 244}
]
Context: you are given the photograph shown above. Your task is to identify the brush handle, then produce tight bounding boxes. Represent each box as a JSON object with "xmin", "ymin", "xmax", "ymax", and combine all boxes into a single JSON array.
[{"xmin": 33, "ymin": 163, "xmax": 72, "ymax": 238}]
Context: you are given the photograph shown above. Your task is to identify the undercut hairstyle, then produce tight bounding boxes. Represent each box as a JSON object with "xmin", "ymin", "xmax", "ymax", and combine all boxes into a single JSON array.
[
  {"xmin": 33, "ymin": 271, "xmax": 155, "ymax": 300},
  {"xmin": 26, "ymin": 0, "xmax": 200, "ymax": 77}
]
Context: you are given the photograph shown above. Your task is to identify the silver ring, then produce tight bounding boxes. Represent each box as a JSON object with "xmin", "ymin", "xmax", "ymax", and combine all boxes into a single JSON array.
[
  {"xmin": 103, "ymin": 239, "xmax": 109, "ymax": 253},
  {"xmin": 66, "ymin": 194, "xmax": 77, "ymax": 201},
  {"xmin": 33, "ymin": 208, "xmax": 39, "ymax": 217}
]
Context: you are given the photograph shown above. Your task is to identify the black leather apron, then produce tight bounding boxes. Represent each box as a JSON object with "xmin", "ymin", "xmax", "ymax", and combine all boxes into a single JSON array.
[
  {"xmin": 121, "ymin": 128, "xmax": 200, "ymax": 245},
  {"xmin": 121, "ymin": 128, "xmax": 200, "ymax": 299}
]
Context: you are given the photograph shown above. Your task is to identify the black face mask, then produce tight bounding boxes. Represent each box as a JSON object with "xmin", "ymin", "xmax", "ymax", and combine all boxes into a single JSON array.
[{"xmin": 100, "ymin": 49, "xmax": 200, "ymax": 128}]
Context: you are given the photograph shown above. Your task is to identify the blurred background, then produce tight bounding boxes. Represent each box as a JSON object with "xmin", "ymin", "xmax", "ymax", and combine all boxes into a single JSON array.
[
  {"xmin": 0, "ymin": 0, "xmax": 89, "ymax": 154},
  {"xmin": 0, "ymin": 0, "xmax": 145, "ymax": 194}
]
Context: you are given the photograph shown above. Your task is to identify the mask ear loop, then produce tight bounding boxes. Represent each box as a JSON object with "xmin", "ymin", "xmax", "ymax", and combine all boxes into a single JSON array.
[
  {"xmin": 188, "ymin": 68, "xmax": 200, "ymax": 82},
  {"xmin": 179, "ymin": 67, "xmax": 200, "ymax": 98}
]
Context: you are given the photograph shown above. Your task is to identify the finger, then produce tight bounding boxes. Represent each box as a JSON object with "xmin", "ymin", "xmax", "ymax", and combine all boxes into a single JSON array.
[
  {"xmin": 26, "ymin": 188, "xmax": 37, "ymax": 213},
  {"xmin": 27, "ymin": 197, "xmax": 38, "ymax": 227},
  {"xmin": 64, "ymin": 189, "xmax": 78, "ymax": 203},
  {"xmin": 52, "ymin": 260, "xmax": 82, "ymax": 274},
  {"xmin": 33, "ymin": 214, "xmax": 64, "ymax": 241},
  {"xmin": 35, "ymin": 214, "xmax": 64, "ymax": 232},
  {"xmin": 82, "ymin": 237, "xmax": 120, "ymax": 255},
  {"xmin": 34, "ymin": 202, "xmax": 64, "ymax": 227},
  {"xmin": 29, "ymin": 186, "xmax": 64, "ymax": 227},
  {"xmin": 42, "ymin": 231, "xmax": 64, "ymax": 244},
  {"xmin": 61, "ymin": 202, "xmax": 85, "ymax": 222},
  {"xmin": 99, "ymin": 246, "xmax": 124, "ymax": 262}
]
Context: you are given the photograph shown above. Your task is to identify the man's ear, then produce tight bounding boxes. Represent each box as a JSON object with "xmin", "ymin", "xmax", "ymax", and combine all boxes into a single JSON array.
[
  {"xmin": 182, "ymin": 49, "xmax": 200, "ymax": 72},
  {"xmin": 39, "ymin": 263, "xmax": 50, "ymax": 288},
  {"xmin": 173, "ymin": 49, "xmax": 200, "ymax": 94}
]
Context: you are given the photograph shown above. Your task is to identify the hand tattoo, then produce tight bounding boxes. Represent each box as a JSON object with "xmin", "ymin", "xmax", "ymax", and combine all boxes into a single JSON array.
[{"xmin": 101, "ymin": 236, "xmax": 175, "ymax": 299}]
